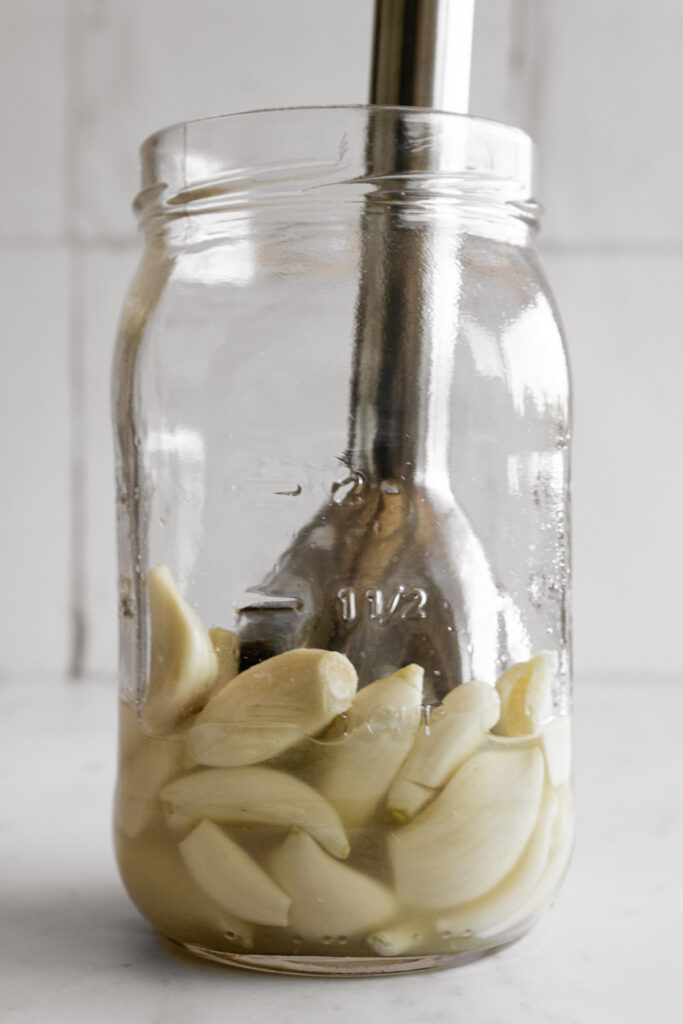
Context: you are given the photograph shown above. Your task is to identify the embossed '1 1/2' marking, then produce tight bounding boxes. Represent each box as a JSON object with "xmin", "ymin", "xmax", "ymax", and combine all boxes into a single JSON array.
[{"xmin": 336, "ymin": 585, "xmax": 428, "ymax": 625}]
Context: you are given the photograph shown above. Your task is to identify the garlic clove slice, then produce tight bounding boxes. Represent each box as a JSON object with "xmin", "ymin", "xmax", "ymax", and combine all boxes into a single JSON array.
[
  {"xmin": 492, "ymin": 652, "xmax": 557, "ymax": 737},
  {"xmin": 141, "ymin": 565, "xmax": 218, "ymax": 735},
  {"xmin": 386, "ymin": 710, "xmax": 484, "ymax": 821},
  {"xmin": 473, "ymin": 784, "xmax": 575, "ymax": 938},
  {"xmin": 366, "ymin": 918, "xmax": 430, "ymax": 956},
  {"xmin": 436, "ymin": 787, "xmax": 559, "ymax": 937},
  {"xmin": 161, "ymin": 765, "xmax": 350, "ymax": 859},
  {"xmin": 208, "ymin": 626, "xmax": 240, "ymax": 694},
  {"xmin": 441, "ymin": 680, "xmax": 501, "ymax": 730},
  {"xmin": 186, "ymin": 648, "xmax": 357, "ymax": 768},
  {"xmin": 389, "ymin": 747, "xmax": 545, "ymax": 910},
  {"xmin": 541, "ymin": 716, "xmax": 572, "ymax": 788},
  {"xmin": 317, "ymin": 664, "xmax": 424, "ymax": 827},
  {"xmin": 266, "ymin": 829, "xmax": 397, "ymax": 941},
  {"xmin": 179, "ymin": 819, "xmax": 291, "ymax": 927}
]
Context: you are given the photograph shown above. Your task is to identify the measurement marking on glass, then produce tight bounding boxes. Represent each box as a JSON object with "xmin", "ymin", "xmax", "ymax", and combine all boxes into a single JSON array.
[{"xmin": 336, "ymin": 586, "xmax": 428, "ymax": 625}]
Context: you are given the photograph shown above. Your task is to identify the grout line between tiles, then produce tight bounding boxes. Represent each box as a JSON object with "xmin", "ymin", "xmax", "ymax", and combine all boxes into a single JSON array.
[
  {"xmin": 66, "ymin": 1, "xmax": 85, "ymax": 679},
  {"xmin": 68, "ymin": 247, "xmax": 87, "ymax": 678}
]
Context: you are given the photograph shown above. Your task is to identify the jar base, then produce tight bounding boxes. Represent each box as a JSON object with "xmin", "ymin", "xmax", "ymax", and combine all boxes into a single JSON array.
[{"xmin": 176, "ymin": 941, "xmax": 513, "ymax": 977}]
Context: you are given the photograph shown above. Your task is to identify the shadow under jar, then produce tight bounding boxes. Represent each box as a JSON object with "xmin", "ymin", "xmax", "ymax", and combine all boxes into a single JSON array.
[{"xmin": 113, "ymin": 106, "xmax": 574, "ymax": 977}]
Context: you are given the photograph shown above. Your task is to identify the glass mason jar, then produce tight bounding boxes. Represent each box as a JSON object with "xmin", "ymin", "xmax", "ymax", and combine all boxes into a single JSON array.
[{"xmin": 113, "ymin": 107, "xmax": 573, "ymax": 976}]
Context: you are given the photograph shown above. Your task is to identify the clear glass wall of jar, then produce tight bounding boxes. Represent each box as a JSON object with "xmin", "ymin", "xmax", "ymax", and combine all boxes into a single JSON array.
[{"xmin": 113, "ymin": 106, "xmax": 573, "ymax": 976}]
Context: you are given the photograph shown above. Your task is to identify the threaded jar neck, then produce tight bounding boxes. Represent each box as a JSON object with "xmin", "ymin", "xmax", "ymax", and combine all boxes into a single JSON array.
[{"xmin": 135, "ymin": 106, "xmax": 539, "ymax": 243}]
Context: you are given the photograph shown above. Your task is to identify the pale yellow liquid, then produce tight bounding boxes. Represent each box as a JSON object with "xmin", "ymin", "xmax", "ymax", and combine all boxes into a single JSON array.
[{"xmin": 114, "ymin": 700, "xmax": 574, "ymax": 960}]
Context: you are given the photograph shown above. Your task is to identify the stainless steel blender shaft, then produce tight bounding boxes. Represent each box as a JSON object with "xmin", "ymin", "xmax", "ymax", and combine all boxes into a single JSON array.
[
  {"xmin": 370, "ymin": 0, "xmax": 474, "ymax": 111},
  {"xmin": 237, "ymin": 1, "xmax": 504, "ymax": 699}
]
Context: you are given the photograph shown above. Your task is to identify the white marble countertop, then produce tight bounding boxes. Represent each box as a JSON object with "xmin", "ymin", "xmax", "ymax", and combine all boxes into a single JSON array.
[{"xmin": 1, "ymin": 674, "xmax": 681, "ymax": 1024}]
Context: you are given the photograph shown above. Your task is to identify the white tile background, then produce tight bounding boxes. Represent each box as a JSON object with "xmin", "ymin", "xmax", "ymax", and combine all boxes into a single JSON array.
[{"xmin": 1, "ymin": 0, "xmax": 681, "ymax": 679}]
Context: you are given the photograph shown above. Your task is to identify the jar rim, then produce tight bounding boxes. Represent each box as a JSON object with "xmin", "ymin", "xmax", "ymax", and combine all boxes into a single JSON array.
[
  {"xmin": 136, "ymin": 105, "xmax": 538, "ymax": 223},
  {"xmin": 140, "ymin": 104, "xmax": 534, "ymax": 157}
]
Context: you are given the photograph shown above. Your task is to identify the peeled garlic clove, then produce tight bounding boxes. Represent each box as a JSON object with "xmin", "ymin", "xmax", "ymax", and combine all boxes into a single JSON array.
[
  {"xmin": 318, "ymin": 665, "xmax": 424, "ymax": 827},
  {"xmin": 404, "ymin": 712, "xmax": 482, "ymax": 787},
  {"xmin": 486, "ymin": 732, "xmax": 541, "ymax": 750},
  {"xmin": 115, "ymin": 832, "xmax": 254, "ymax": 948},
  {"xmin": 541, "ymin": 716, "xmax": 572, "ymax": 788},
  {"xmin": 389, "ymin": 747, "xmax": 545, "ymax": 910},
  {"xmin": 441, "ymin": 681, "xmax": 501, "ymax": 731},
  {"xmin": 208, "ymin": 627, "xmax": 240, "ymax": 692},
  {"xmin": 436, "ymin": 787, "xmax": 559, "ymax": 937},
  {"xmin": 179, "ymin": 819, "xmax": 291, "ymax": 927},
  {"xmin": 115, "ymin": 713, "xmax": 185, "ymax": 839},
  {"xmin": 266, "ymin": 830, "xmax": 397, "ymax": 941},
  {"xmin": 477, "ymin": 785, "xmax": 575, "ymax": 937},
  {"xmin": 186, "ymin": 722, "xmax": 306, "ymax": 769},
  {"xmin": 344, "ymin": 664, "xmax": 423, "ymax": 730},
  {"xmin": 186, "ymin": 648, "xmax": 357, "ymax": 768},
  {"xmin": 387, "ymin": 711, "xmax": 484, "ymax": 821},
  {"xmin": 492, "ymin": 652, "xmax": 557, "ymax": 737},
  {"xmin": 387, "ymin": 780, "xmax": 435, "ymax": 823},
  {"xmin": 367, "ymin": 919, "xmax": 430, "ymax": 956},
  {"xmin": 386, "ymin": 681, "xmax": 500, "ymax": 822},
  {"xmin": 160, "ymin": 765, "xmax": 350, "ymax": 859},
  {"xmin": 141, "ymin": 565, "xmax": 218, "ymax": 735}
]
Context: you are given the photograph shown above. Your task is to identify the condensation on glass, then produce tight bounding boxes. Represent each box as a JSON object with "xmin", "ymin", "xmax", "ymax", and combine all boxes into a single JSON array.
[{"xmin": 113, "ymin": 107, "xmax": 574, "ymax": 977}]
